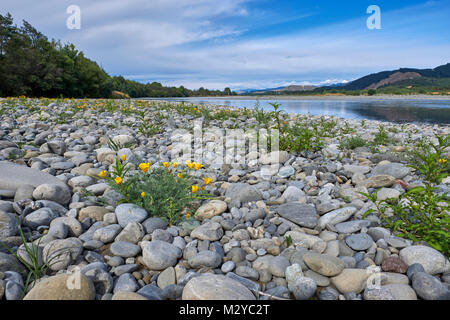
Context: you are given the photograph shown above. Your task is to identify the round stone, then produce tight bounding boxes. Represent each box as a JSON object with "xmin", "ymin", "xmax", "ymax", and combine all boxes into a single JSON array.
[
  {"xmin": 182, "ymin": 274, "xmax": 256, "ymax": 300},
  {"xmin": 411, "ymin": 272, "xmax": 450, "ymax": 300},
  {"xmin": 24, "ymin": 274, "xmax": 95, "ymax": 300},
  {"xmin": 345, "ymin": 233, "xmax": 374, "ymax": 251},
  {"xmin": 302, "ymin": 252, "xmax": 345, "ymax": 277},
  {"xmin": 140, "ymin": 240, "xmax": 182, "ymax": 270},
  {"xmin": 399, "ymin": 245, "xmax": 450, "ymax": 275}
]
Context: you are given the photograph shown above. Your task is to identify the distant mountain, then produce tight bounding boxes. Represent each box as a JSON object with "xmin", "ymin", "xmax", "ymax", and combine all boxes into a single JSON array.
[
  {"xmin": 238, "ymin": 63, "xmax": 450, "ymax": 95},
  {"xmin": 342, "ymin": 63, "xmax": 450, "ymax": 90}
]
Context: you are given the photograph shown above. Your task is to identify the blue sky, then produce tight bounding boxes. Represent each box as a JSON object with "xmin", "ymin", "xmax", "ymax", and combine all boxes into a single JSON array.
[{"xmin": 1, "ymin": 0, "xmax": 450, "ymax": 90}]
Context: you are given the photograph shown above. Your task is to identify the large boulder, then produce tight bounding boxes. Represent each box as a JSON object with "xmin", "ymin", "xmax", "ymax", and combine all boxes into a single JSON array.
[
  {"xmin": 182, "ymin": 274, "xmax": 256, "ymax": 300},
  {"xmin": 24, "ymin": 273, "xmax": 95, "ymax": 300}
]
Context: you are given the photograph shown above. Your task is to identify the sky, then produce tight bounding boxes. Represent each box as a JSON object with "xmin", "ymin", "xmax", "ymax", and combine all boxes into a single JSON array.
[{"xmin": 1, "ymin": 0, "xmax": 450, "ymax": 90}]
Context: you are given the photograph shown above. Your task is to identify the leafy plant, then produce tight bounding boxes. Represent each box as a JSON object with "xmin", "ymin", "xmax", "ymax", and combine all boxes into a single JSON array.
[
  {"xmin": 407, "ymin": 134, "xmax": 449, "ymax": 184},
  {"xmin": 98, "ymin": 159, "xmax": 213, "ymax": 225},
  {"xmin": 0, "ymin": 217, "xmax": 64, "ymax": 297},
  {"xmin": 339, "ymin": 136, "xmax": 367, "ymax": 150},
  {"xmin": 361, "ymin": 135, "xmax": 450, "ymax": 255},
  {"xmin": 373, "ymin": 125, "xmax": 390, "ymax": 146},
  {"xmin": 285, "ymin": 235, "xmax": 293, "ymax": 247}
]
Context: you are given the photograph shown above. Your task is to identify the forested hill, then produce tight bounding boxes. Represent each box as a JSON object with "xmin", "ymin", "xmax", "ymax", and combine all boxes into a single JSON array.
[{"xmin": 0, "ymin": 13, "xmax": 234, "ymax": 98}]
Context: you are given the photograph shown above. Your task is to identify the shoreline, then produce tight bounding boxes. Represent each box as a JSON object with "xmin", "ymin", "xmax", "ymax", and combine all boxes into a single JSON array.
[{"xmin": 143, "ymin": 94, "xmax": 450, "ymax": 101}]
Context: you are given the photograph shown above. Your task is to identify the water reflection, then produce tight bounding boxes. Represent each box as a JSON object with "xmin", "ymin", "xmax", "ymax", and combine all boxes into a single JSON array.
[{"xmin": 144, "ymin": 98, "xmax": 450, "ymax": 124}]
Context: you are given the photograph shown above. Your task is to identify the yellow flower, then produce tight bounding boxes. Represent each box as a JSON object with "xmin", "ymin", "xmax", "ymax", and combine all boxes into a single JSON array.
[
  {"xmin": 203, "ymin": 177, "xmax": 212, "ymax": 185},
  {"xmin": 194, "ymin": 163, "xmax": 203, "ymax": 171},
  {"xmin": 139, "ymin": 162, "xmax": 151, "ymax": 173},
  {"xmin": 98, "ymin": 170, "xmax": 107, "ymax": 178},
  {"xmin": 141, "ymin": 192, "xmax": 146, "ymax": 198},
  {"xmin": 114, "ymin": 177, "xmax": 123, "ymax": 185},
  {"xmin": 192, "ymin": 185, "xmax": 199, "ymax": 193},
  {"xmin": 172, "ymin": 162, "xmax": 178, "ymax": 168},
  {"xmin": 439, "ymin": 158, "xmax": 448, "ymax": 165},
  {"xmin": 121, "ymin": 154, "xmax": 126, "ymax": 161},
  {"xmin": 177, "ymin": 173, "xmax": 184, "ymax": 179},
  {"xmin": 185, "ymin": 213, "xmax": 191, "ymax": 219},
  {"xmin": 186, "ymin": 161, "xmax": 194, "ymax": 169},
  {"xmin": 162, "ymin": 162, "xmax": 170, "ymax": 168}
]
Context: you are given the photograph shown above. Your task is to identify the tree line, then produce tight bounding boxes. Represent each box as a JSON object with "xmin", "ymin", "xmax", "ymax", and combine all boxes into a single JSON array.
[{"xmin": 0, "ymin": 13, "xmax": 235, "ymax": 98}]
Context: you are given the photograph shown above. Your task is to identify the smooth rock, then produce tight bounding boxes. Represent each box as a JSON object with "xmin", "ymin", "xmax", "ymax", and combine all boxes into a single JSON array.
[
  {"xmin": 399, "ymin": 245, "xmax": 450, "ymax": 275},
  {"xmin": 24, "ymin": 273, "xmax": 95, "ymax": 300},
  {"xmin": 141, "ymin": 240, "xmax": 182, "ymax": 270},
  {"xmin": 182, "ymin": 274, "xmax": 256, "ymax": 300}
]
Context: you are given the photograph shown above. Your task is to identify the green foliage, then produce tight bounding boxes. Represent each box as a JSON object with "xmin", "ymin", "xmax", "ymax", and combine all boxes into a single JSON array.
[
  {"xmin": 99, "ymin": 158, "xmax": 213, "ymax": 225},
  {"xmin": 0, "ymin": 13, "xmax": 236, "ymax": 98},
  {"xmin": 373, "ymin": 125, "xmax": 390, "ymax": 145},
  {"xmin": 361, "ymin": 135, "xmax": 450, "ymax": 255},
  {"xmin": 367, "ymin": 89, "xmax": 376, "ymax": 96},
  {"xmin": 407, "ymin": 135, "xmax": 449, "ymax": 184},
  {"xmin": 0, "ymin": 216, "xmax": 63, "ymax": 297},
  {"xmin": 339, "ymin": 136, "xmax": 367, "ymax": 150},
  {"xmin": 285, "ymin": 235, "xmax": 293, "ymax": 247},
  {"xmin": 278, "ymin": 115, "xmax": 337, "ymax": 153}
]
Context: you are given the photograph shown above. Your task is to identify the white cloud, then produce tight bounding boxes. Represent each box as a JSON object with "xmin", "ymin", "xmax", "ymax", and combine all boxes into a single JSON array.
[{"xmin": 1, "ymin": 0, "xmax": 449, "ymax": 90}]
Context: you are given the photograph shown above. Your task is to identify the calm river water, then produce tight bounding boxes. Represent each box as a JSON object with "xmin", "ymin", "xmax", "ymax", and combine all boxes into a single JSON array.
[{"xmin": 143, "ymin": 97, "xmax": 450, "ymax": 124}]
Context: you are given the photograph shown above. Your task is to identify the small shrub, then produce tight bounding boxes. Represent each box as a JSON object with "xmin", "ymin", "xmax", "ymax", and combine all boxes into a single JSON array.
[
  {"xmin": 339, "ymin": 136, "xmax": 367, "ymax": 150},
  {"xmin": 98, "ymin": 158, "xmax": 213, "ymax": 225},
  {"xmin": 373, "ymin": 125, "xmax": 390, "ymax": 146},
  {"xmin": 362, "ymin": 135, "xmax": 450, "ymax": 255}
]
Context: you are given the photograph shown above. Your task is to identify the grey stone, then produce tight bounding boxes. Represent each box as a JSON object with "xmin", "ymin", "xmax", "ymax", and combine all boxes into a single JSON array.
[
  {"xmin": 0, "ymin": 162, "xmax": 69, "ymax": 195},
  {"xmin": 188, "ymin": 251, "xmax": 222, "ymax": 269},
  {"xmin": 152, "ymin": 228, "xmax": 173, "ymax": 243},
  {"xmin": 115, "ymin": 222, "xmax": 145, "ymax": 243},
  {"xmin": 302, "ymin": 252, "xmax": 345, "ymax": 276},
  {"xmin": 157, "ymin": 267, "xmax": 176, "ymax": 289},
  {"xmin": 114, "ymin": 264, "xmax": 138, "ymax": 276},
  {"xmin": 412, "ymin": 272, "xmax": 450, "ymax": 300},
  {"xmin": 318, "ymin": 286, "xmax": 339, "ymax": 300},
  {"xmin": 191, "ymin": 222, "xmax": 223, "ymax": 241},
  {"xmin": 23, "ymin": 207, "xmax": 59, "ymax": 229},
  {"xmin": 372, "ymin": 163, "xmax": 409, "ymax": 179},
  {"xmin": 42, "ymin": 237, "xmax": 83, "ymax": 271},
  {"xmin": 82, "ymin": 267, "xmax": 114, "ymax": 295},
  {"xmin": 335, "ymin": 220, "xmax": 371, "ymax": 234},
  {"xmin": 221, "ymin": 261, "xmax": 236, "ymax": 273},
  {"xmin": 113, "ymin": 273, "xmax": 138, "ymax": 293},
  {"xmin": 110, "ymin": 241, "xmax": 141, "ymax": 258},
  {"xmin": 93, "ymin": 224, "xmax": 122, "ymax": 243},
  {"xmin": 276, "ymin": 203, "xmax": 318, "ymax": 228},
  {"xmin": 141, "ymin": 240, "xmax": 182, "ymax": 270},
  {"xmin": 225, "ymin": 183, "xmax": 263, "ymax": 203},
  {"xmin": 137, "ymin": 284, "xmax": 165, "ymax": 300},
  {"xmin": 318, "ymin": 207, "xmax": 357, "ymax": 228},
  {"xmin": 345, "ymin": 233, "xmax": 374, "ymax": 251},
  {"xmin": 32, "ymin": 184, "xmax": 71, "ymax": 205},
  {"xmin": 226, "ymin": 272, "xmax": 260, "ymax": 292},
  {"xmin": 235, "ymin": 266, "xmax": 259, "ymax": 281},
  {"xmin": 399, "ymin": 245, "xmax": 450, "ymax": 275},
  {"xmin": 288, "ymin": 276, "xmax": 317, "ymax": 300},
  {"xmin": 115, "ymin": 203, "xmax": 148, "ymax": 228},
  {"xmin": 407, "ymin": 263, "xmax": 426, "ymax": 279},
  {"xmin": 182, "ymin": 274, "xmax": 256, "ymax": 300},
  {"xmin": 0, "ymin": 211, "xmax": 18, "ymax": 237},
  {"xmin": 47, "ymin": 221, "xmax": 68, "ymax": 239},
  {"xmin": 0, "ymin": 252, "xmax": 27, "ymax": 273},
  {"xmin": 142, "ymin": 217, "xmax": 168, "ymax": 234},
  {"xmin": 14, "ymin": 184, "xmax": 35, "ymax": 202}
]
